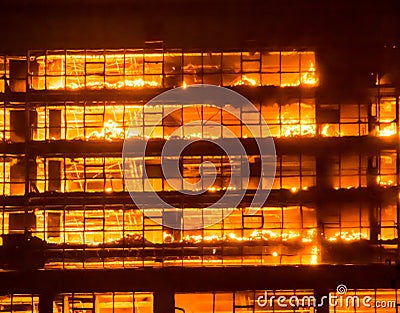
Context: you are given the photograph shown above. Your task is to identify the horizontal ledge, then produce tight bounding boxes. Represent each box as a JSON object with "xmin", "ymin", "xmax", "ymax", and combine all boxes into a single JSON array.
[
  {"xmin": 0, "ymin": 188, "xmax": 396, "ymax": 207},
  {"xmin": 0, "ymin": 137, "xmax": 396, "ymax": 156},
  {"xmin": 0, "ymin": 264, "xmax": 397, "ymax": 294}
]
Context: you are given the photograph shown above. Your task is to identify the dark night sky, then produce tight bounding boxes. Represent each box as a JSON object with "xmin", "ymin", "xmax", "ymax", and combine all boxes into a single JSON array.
[{"xmin": 0, "ymin": 0, "xmax": 399, "ymax": 51}]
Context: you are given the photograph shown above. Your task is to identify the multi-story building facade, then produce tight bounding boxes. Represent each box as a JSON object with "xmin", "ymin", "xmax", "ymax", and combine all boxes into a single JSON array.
[{"xmin": 1, "ymin": 1, "xmax": 400, "ymax": 313}]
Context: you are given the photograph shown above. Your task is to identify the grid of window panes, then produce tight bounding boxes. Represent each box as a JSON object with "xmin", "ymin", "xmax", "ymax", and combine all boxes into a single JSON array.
[
  {"xmin": 316, "ymin": 103, "xmax": 369, "ymax": 137},
  {"xmin": 0, "ymin": 155, "xmax": 27, "ymax": 196},
  {"xmin": 175, "ymin": 291, "xmax": 317, "ymax": 313},
  {"xmin": 0, "ymin": 100, "xmax": 394, "ymax": 142},
  {"xmin": 329, "ymin": 289, "xmax": 398, "ymax": 313},
  {"xmin": 0, "ymin": 103, "xmax": 28, "ymax": 142},
  {"xmin": 0, "ymin": 48, "xmax": 397, "ymax": 271},
  {"xmin": 31, "ymin": 100, "xmax": 317, "ymax": 141},
  {"xmin": 175, "ymin": 289, "xmax": 399, "ymax": 313},
  {"xmin": 0, "ymin": 152, "xmax": 393, "ymax": 196},
  {"xmin": 52, "ymin": 292, "xmax": 154, "ymax": 313},
  {"xmin": 1, "ymin": 290, "xmax": 397, "ymax": 313},
  {"xmin": 317, "ymin": 99, "xmax": 397, "ymax": 137},
  {"xmin": 0, "ymin": 201, "xmax": 397, "ymax": 268},
  {"xmin": 0, "ymin": 100, "xmax": 395, "ymax": 141},
  {"xmin": 27, "ymin": 50, "xmax": 318, "ymax": 90},
  {"xmin": 28, "ymin": 150, "xmax": 395, "ymax": 194},
  {"xmin": 1, "ymin": 205, "xmax": 319, "ymax": 267},
  {"xmin": 1, "ymin": 152, "xmax": 392, "ymax": 196},
  {"xmin": 0, "ymin": 294, "xmax": 39, "ymax": 313},
  {"xmin": 372, "ymin": 97, "xmax": 398, "ymax": 137}
]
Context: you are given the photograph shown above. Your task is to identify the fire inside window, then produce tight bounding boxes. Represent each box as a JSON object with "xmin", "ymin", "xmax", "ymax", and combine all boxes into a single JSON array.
[
  {"xmin": 27, "ymin": 50, "xmax": 318, "ymax": 90},
  {"xmin": 0, "ymin": 292, "xmax": 153, "ymax": 313},
  {"xmin": 0, "ymin": 48, "xmax": 398, "ymax": 269},
  {"xmin": 0, "ymin": 289, "xmax": 398, "ymax": 313},
  {"xmin": 175, "ymin": 289, "xmax": 398, "ymax": 313},
  {"xmin": 0, "ymin": 100, "xmax": 396, "ymax": 141}
]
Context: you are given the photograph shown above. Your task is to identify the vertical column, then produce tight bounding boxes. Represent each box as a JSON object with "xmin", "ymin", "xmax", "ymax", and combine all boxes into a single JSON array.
[
  {"xmin": 316, "ymin": 155, "xmax": 335, "ymax": 190},
  {"xmin": 367, "ymin": 156, "xmax": 380, "ymax": 243},
  {"xmin": 154, "ymin": 289, "xmax": 175, "ymax": 313},
  {"xmin": 367, "ymin": 97, "xmax": 380, "ymax": 243},
  {"xmin": 314, "ymin": 289, "xmax": 330, "ymax": 313},
  {"xmin": 9, "ymin": 60, "xmax": 27, "ymax": 93},
  {"xmin": 24, "ymin": 64, "xmax": 30, "ymax": 224},
  {"xmin": 397, "ymin": 95, "xmax": 400, "ymax": 261},
  {"xmin": 316, "ymin": 154, "xmax": 335, "ymax": 262},
  {"xmin": 39, "ymin": 293, "xmax": 54, "ymax": 313},
  {"xmin": 48, "ymin": 160, "xmax": 62, "ymax": 192},
  {"xmin": 49, "ymin": 109, "xmax": 62, "ymax": 140},
  {"xmin": 162, "ymin": 210, "xmax": 182, "ymax": 242}
]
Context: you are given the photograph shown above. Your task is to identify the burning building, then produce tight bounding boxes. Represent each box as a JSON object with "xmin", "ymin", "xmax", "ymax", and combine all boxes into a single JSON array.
[{"xmin": 0, "ymin": 1, "xmax": 400, "ymax": 313}]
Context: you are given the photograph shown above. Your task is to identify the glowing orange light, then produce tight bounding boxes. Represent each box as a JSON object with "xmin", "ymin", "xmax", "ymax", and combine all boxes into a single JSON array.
[
  {"xmin": 49, "ymin": 78, "xmax": 160, "ymax": 91},
  {"xmin": 327, "ymin": 231, "xmax": 368, "ymax": 242},
  {"xmin": 233, "ymin": 76, "xmax": 257, "ymax": 86},
  {"xmin": 301, "ymin": 62, "xmax": 318, "ymax": 86},
  {"xmin": 181, "ymin": 228, "xmax": 317, "ymax": 244},
  {"xmin": 280, "ymin": 122, "xmax": 316, "ymax": 137},
  {"xmin": 86, "ymin": 119, "xmax": 125, "ymax": 141},
  {"xmin": 378, "ymin": 123, "xmax": 396, "ymax": 137},
  {"xmin": 320, "ymin": 124, "xmax": 331, "ymax": 137},
  {"xmin": 310, "ymin": 246, "xmax": 319, "ymax": 264}
]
